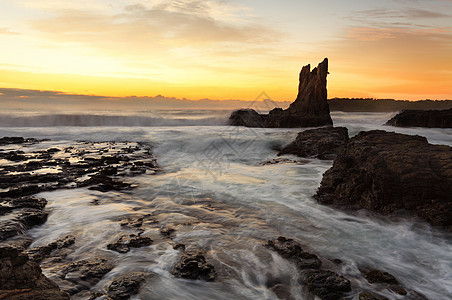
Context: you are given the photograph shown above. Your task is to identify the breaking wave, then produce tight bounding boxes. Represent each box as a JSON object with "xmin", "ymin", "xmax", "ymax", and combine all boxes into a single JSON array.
[{"xmin": 0, "ymin": 114, "xmax": 229, "ymax": 127}]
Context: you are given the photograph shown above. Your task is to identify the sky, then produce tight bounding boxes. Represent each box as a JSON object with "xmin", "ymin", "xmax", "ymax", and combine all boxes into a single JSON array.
[{"xmin": 0, "ymin": 0, "xmax": 451, "ymax": 102}]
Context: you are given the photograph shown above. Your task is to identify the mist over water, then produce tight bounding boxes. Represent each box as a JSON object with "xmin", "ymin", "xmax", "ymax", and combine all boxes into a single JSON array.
[{"xmin": 1, "ymin": 110, "xmax": 451, "ymax": 299}]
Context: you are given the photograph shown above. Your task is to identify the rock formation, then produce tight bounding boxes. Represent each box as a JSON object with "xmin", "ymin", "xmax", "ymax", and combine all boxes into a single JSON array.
[
  {"xmin": 0, "ymin": 246, "xmax": 69, "ymax": 299},
  {"xmin": 386, "ymin": 108, "xmax": 452, "ymax": 128},
  {"xmin": 278, "ymin": 127, "xmax": 349, "ymax": 160},
  {"xmin": 315, "ymin": 130, "xmax": 452, "ymax": 230},
  {"xmin": 229, "ymin": 58, "xmax": 333, "ymax": 128}
]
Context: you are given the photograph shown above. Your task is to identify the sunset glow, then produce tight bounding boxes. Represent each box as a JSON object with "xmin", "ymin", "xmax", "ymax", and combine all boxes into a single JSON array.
[{"xmin": 1, "ymin": 0, "xmax": 451, "ymax": 101}]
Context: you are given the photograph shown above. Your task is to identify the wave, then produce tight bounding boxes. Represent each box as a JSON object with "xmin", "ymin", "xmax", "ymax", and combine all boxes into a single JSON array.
[{"xmin": 0, "ymin": 114, "xmax": 229, "ymax": 127}]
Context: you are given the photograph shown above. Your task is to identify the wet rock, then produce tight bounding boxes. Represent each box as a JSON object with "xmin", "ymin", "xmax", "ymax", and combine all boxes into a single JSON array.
[
  {"xmin": 173, "ymin": 251, "xmax": 216, "ymax": 281},
  {"xmin": 107, "ymin": 272, "xmax": 154, "ymax": 300},
  {"xmin": 266, "ymin": 236, "xmax": 322, "ymax": 269},
  {"xmin": 71, "ymin": 290, "xmax": 110, "ymax": 300},
  {"xmin": 278, "ymin": 127, "xmax": 349, "ymax": 160},
  {"xmin": 359, "ymin": 268, "xmax": 430, "ymax": 299},
  {"xmin": 160, "ymin": 227, "xmax": 175, "ymax": 237},
  {"xmin": 0, "ymin": 137, "xmax": 39, "ymax": 146},
  {"xmin": 304, "ymin": 269, "xmax": 351, "ymax": 300},
  {"xmin": 0, "ymin": 198, "xmax": 49, "ymax": 241},
  {"xmin": 229, "ymin": 58, "xmax": 333, "ymax": 128},
  {"xmin": 0, "ymin": 150, "xmax": 27, "ymax": 161},
  {"xmin": 0, "ymin": 140, "xmax": 159, "ymax": 199},
  {"xmin": 315, "ymin": 130, "xmax": 452, "ymax": 231},
  {"xmin": 173, "ymin": 243, "xmax": 186, "ymax": 251},
  {"xmin": 27, "ymin": 235, "xmax": 75, "ymax": 262},
  {"xmin": 386, "ymin": 108, "xmax": 452, "ymax": 128},
  {"xmin": 58, "ymin": 258, "xmax": 113, "ymax": 294},
  {"xmin": 0, "ymin": 245, "xmax": 69, "ymax": 299},
  {"xmin": 83, "ymin": 174, "xmax": 133, "ymax": 192},
  {"xmin": 361, "ymin": 269, "xmax": 398, "ymax": 285},
  {"xmin": 260, "ymin": 157, "xmax": 308, "ymax": 165},
  {"xmin": 359, "ymin": 291, "xmax": 388, "ymax": 300},
  {"xmin": 0, "ymin": 197, "xmax": 47, "ymax": 214},
  {"xmin": 107, "ymin": 234, "xmax": 152, "ymax": 253},
  {"xmin": 0, "ymin": 289, "xmax": 70, "ymax": 300}
]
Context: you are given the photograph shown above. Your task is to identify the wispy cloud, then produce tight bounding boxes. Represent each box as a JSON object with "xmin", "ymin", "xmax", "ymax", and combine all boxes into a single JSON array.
[
  {"xmin": 0, "ymin": 27, "xmax": 20, "ymax": 35},
  {"xmin": 30, "ymin": 2, "xmax": 279, "ymax": 56},
  {"xmin": 347, "ymin": 26, "xmax": 452, "ymax": 41}
]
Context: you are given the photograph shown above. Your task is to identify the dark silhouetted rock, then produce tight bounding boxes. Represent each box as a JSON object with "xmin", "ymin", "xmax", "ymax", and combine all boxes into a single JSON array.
[
  {"xmin": 107, "ymin": 234, "xmax": 152, "ymax": 253},
  {"xmin": 315, "ymin": 130, "xmax": 452, "ymax": 230},
  {"xmin": 0, "ymin": 246, "xmax": 69, "ymax": 299},
  {"xmin": 266, "ymin": 236, "xmax": 322, "ymax": 269},
  {"xmin": 304, "ymin": 269, "xmax": 351, "ymax": 300},
  {"xmin": 107, "ymin": 272, "xmax": 155, "ymax": 300},
  {"xmin": 173, "ymin": 252, "xmax": 215, "ymax": 281},
  {"xmin": 229, "ymin": 59, "xmax": 333, "ymax": 128},
  {"xmin": 278, "ymin": 127, "xmax": 349, "ymax": 160},
  {"xmin": 0, "ymin": 137, "xmax": 39, "ymax": 146},
  {"xmin": 386, "ymin": 108, "xmax": 452, "ymax": 128}
]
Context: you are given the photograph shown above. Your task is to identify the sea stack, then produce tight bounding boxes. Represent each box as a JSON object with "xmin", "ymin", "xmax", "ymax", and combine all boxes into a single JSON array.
[{"xmin": 229, "ymin": 58, "xmax": 333, "ymax": 128}]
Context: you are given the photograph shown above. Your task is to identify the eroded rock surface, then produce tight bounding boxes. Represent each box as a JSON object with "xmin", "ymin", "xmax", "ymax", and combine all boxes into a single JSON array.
[
  {"xmin": 266, "ymin": 236, "xmax": 322, "ymax": 270},
  {"xmin": 27, "ymin": 235, "xmax": 75, "ymax": 263},
  {"xmin": 0, "ymin": 197, "xmax": 48, "ymax": 241},
  {"xmin": 315, "ymin": 130, "xmax": 452, "ymax": 230},
  {"xmin": 386, "ymin": 108, "xmax": 452, "ymax": 128},
  {"xmin": 173, "ymin": 251, "xmax": 216, "ymax": 281},
  {"xmin": 0, "ymin": 246, "xmax": 69, "ymax": 299},
  {"xmin": 57, "ymin": 257, "xmax": 114, "ymax": 295},
  {"xmin": 0, "ymin": 139, "xmax": 159, "ymax": 199},
  {"xmin": 304, "ymin": 269, "xmax": 351, "ymax": 300},
  {"xmin": 107, "ymin": 234, "xmax": 152, "ymax": 253},
  {"xmin": 229, "ymin": 58, "xmax": 333, "ymax": 128},
  {"xmin": 107, "ymin": 272, "xmax": 154, "ymax": 300},
  {"xmin": 278, "ymin": 127, "xmax": 349, "ymax": 160}
]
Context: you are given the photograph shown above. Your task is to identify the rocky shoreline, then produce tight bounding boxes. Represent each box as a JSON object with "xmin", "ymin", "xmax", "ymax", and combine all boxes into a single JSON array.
[
  {"xmin": 1, "ymin": 134, "xmax": 444, "ymax": 299},
  {"xmin": 0, "ymin": 137, "xmax": 160, "ymax": 299}
]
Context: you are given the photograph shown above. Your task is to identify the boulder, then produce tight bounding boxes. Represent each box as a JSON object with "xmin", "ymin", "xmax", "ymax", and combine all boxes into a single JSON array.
[
  {"xmin": 172, "ymin": 251, "xmax": 215, "ymax": 281},
  {"xmin": 315, "ymin": 130, "xmax": 452, "ymax": 230},
  {"xmin": 107, "ymin": 234, "xmax": 152, "ymax": 253},
  {"xmin": 278, "ymin": 127, "xmax": 349, "ymax": 160},
  {"xmin": 58, "ymin": 257, "xmax": 114, "ymax": 294},
  {"xmin": 27, "ymin": 235, "xmax": 75, "ymax": 262},
  {"xmin": 229, "ymin": 58, "xmax": 333, "ymax": 128},
  {"xmin": 266, "ymin": 236, "xmax": 322, "ymax": 269},
  {"xmin": 0, "ymin": 197, "xmax": 49, "ymax": 241},
  {"xmin": 304, "ymin": 269, "xmax": 351, "ymax": 300},
  {"xmin": 0, "ymin": 246, "xmax": 69, "ymax": 299},
  {"xmin": 386, "ymin": 108, "xmax": 452, "ymax": 128},
  {"xmin": 107, "ymin": 272, "xmax": 154, "ymax": 300}
]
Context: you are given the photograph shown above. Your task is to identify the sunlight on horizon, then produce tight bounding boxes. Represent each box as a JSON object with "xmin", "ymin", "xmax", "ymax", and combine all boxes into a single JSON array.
[{"xmin": 1, "ymin": 0, "xmax": 451, "ymax": 101}]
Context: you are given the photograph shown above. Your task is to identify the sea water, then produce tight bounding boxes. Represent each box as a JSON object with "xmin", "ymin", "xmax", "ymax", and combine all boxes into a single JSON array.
[{"xmin": 0, "ymin": 110, "xmax": 451, "ymax": 299}]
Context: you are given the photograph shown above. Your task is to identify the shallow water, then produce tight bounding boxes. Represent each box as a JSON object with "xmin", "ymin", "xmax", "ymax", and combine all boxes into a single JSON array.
[{"xmin": 1, "ymin": 110, "xmax": 451, "ymax": 299}]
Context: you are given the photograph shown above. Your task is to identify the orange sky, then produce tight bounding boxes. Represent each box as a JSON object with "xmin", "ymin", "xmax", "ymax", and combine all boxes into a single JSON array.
[{"xmin": 0, "ymin": 0, "xmax": 451, "ymax": 102}]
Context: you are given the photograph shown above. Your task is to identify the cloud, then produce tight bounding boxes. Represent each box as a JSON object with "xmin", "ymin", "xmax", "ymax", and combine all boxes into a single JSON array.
[
  {"xmin": 30, "ymin": 2, "xmax": 279, "ymax": 57},
  {"xmin": 0, "ymin": 27, "xmax": 20, "ymax": 35},
  {"xmin": 354, "ymin": 7, "xmax": 450, "ymax": 20},
  {"xmin": 405, "ymin": 8, "xmax": 450, "ymax": 18},
  {"xmin": 346, "ymin": 26, "xmax": 452, "ymax": 41}
]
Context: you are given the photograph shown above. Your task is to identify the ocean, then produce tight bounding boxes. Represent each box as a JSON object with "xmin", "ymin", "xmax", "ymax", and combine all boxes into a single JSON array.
[{"xmin": 0, "ymin": 109, "xmax": 451, "ymax": 299}]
